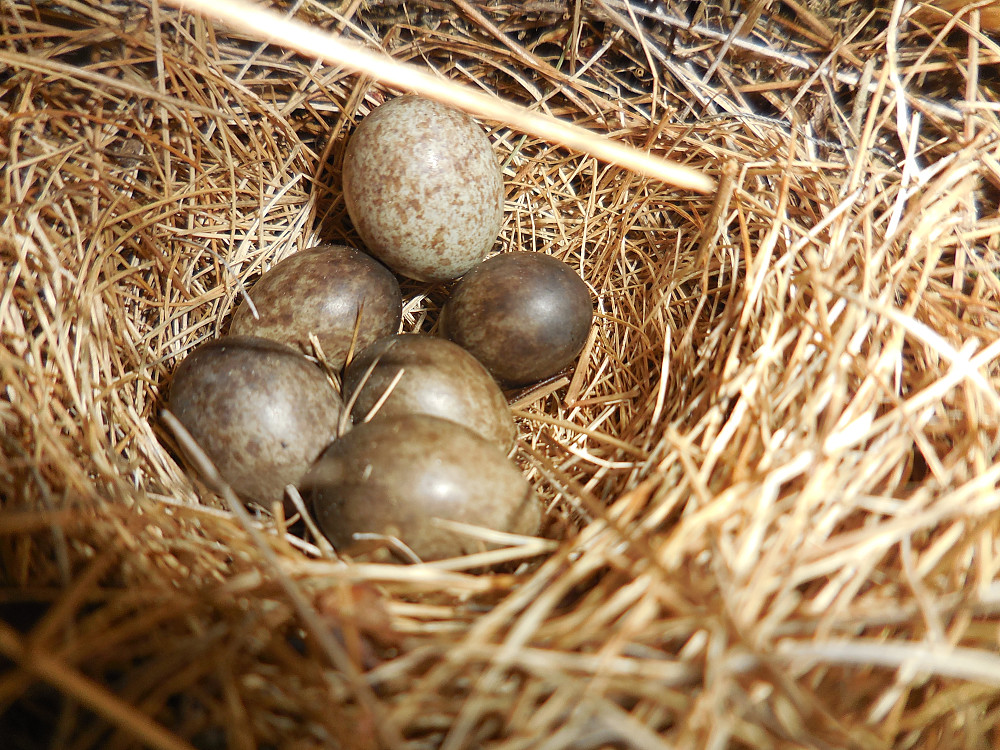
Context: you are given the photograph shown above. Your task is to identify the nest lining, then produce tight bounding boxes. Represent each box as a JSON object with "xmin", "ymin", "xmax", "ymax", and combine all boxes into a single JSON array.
[{"xmin": 2, "ymin": 0, "xmax": 1000, "ymax": 748}]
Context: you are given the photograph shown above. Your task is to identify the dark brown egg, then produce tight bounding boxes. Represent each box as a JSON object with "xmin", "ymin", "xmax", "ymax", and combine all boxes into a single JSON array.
[
  {"xmin": 343, "ymin": 333, "xmax": 516, "ymax": 451},
  {"xmin": 342, "ymin": 95, "xmax": 504, "ymax": 282},
  {"xmin": 229, "ymin": 244, "xmax": 401, "ymax": 370},
  {"xmin": 440, "ymin": 252, "xmax": 593, "ymax": 386},
  {"xmin": 167, "ymin": 335, "xmax": 343, "ymax": 507},
  {"xmin": 302, "ymin": 414, "xmax": 540, "ymax": 561}
]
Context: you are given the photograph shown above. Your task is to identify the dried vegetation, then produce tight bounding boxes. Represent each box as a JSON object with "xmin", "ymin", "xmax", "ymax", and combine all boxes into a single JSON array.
[{"xmin": 2, "ymin": 0, "xmax": 1000, "ymax": 748}]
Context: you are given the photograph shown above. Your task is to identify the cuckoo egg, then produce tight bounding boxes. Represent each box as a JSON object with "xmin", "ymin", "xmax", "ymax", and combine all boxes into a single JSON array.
[{"xmin": 342, "ymin": 95, "xmax": 504, "ymax": 282}]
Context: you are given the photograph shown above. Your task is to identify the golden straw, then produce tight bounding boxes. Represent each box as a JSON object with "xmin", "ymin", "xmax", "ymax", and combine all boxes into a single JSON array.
[{"xmin": 167, "ymin": 0, "xmax": 716, "ymax": 193}]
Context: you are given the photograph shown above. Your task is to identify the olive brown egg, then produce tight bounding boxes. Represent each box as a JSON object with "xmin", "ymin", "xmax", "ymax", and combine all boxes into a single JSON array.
[
  {"xmin": 342, "ymin": 95, "xmax": 504, "ymax": 282},
  {"xmin": 343, "ymin": 333, "xmax": 516, "ymax": 451},
  {"xmin": 302, "ymin": 414, "xmax": 540, "ymax": 561},
  {"xmin": 440, "ymin": 251, "xmax": 593, "ymax": 386},
  {"xmin": 167, "ymin": 335, "xmax": 343, "ymax": 508},
  {"xmin": 229, "ymin": 244, "xmax": 401, "ymax": 370}
]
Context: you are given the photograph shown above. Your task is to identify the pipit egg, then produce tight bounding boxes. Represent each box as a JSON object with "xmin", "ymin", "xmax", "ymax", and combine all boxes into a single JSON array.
[
  {"xmin": 343, "ymin": 333, "xmax": 516, "ymax": 451},
  {"xmin": 229, "ymin": 244, "xmax": 401, "ymax": 370},
  {"xmin": 167, "ymin": 335, "xmax": 342, "ymax": 507},
  {"xmin": 302, "ymin": 414, "xmax": 539, "ymax": 561},
  {"xmin": 440, "ymin": 251, "xmax": 593, "ymax": 386},
  {"xmin": 342, "ymin": 95, "xmax": 504, "ymax": 282}
]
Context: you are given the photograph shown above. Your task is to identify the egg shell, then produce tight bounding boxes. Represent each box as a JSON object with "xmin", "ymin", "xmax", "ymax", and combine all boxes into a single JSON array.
[
  {"xmin": 167, "ymin": 335, "xmax": 343, "ymax": 507},
  {"xmin": 342, "ymin": 95, "xmax": 504, "ymax": 282},
  {"xmin": 229, "ymin": 244, "xmax": 401, "ymax": 370},
  {"xmin": 303, "ymin": 414, "xmax": 540, "ymax": 561},
  {"xmin": 440, "ymin": 251, "xmax": 594, "ymax": 386},
  {"xmin": 343, "ymin": 333, "xmax": 516, "ymax": 451}
]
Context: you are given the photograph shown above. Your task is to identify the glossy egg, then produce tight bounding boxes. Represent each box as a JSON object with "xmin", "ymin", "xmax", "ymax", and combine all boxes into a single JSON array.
[
  {"xmin": 343, "ymin": 333, "xmax": 516, "ymax": 451},
  {"xmin": 342, "ymin": 95, "xmax": 504, "ymax": 282},
  {"xmin": 167, "ymin": 335, "xmax": 343, "ymax": 507},
  {"xmin": 302, "ymin": 414, "xmax": 540, "ymax": 561},
  {"xmin": 440, "ymin": 252, "xmax": 593, "ymax": 386},
  {"xmin": 229, "ymin": 244, "xmax": 401, "ymax": 370}
]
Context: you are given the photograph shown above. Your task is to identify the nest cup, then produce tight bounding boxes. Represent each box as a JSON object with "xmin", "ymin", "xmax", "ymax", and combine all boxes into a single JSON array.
[{"xmin": 3, "ymin": 1, "xmax": 1000, "ymax": 748}]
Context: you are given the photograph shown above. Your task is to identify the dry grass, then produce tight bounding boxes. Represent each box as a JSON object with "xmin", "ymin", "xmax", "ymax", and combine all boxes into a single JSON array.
[{"xmin": 2, "ymin": 0, "xmax": 1000, "ymax": 748}]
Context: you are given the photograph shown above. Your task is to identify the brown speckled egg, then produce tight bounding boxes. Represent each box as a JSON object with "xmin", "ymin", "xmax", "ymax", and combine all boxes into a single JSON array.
[
  {"xmin": 302, "ymin": 414, "xmax": 539, "ymax": 561},
  {"xmin": 342, "ymin": 95, "xmax": 504, "ymax": 282},
  {"xmin": 343, "ymin": 333, "xmax": 516, "ymax": 451},
  {"xmin": 229, "ymin": 244, "xmax": 401, "ymax": 370},
  {"xmin": 167, "ymin": 335, "xmax": 343, "ymax": 507},
  {"xmin": 440, "ymin": 252, "xmax": 593, "ymax": 386}
]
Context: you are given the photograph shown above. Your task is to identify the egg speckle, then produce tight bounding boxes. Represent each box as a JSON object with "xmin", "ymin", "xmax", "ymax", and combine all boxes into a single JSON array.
[{"xmin": 342, "ymin": 95, "xmax": 504, "ymax": 282}]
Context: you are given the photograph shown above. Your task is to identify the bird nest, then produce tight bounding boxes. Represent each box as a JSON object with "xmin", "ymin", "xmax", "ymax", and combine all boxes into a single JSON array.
[{"xmin": 3, "ymin": 1, "xmax": 1000, "ymax": 747}]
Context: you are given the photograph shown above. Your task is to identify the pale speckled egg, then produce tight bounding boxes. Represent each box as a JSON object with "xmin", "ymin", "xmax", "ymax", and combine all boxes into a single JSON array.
[
  {"xmin": 342, "ymin": 95, "xmax": 504, "ymax": 282},
  {"xmin": 167, "ymin": 335, "xmax": 343, "ymax": 508},
  {"xmin": 229, "ymin": 244, "xmax": 401, "ymax": 371}
]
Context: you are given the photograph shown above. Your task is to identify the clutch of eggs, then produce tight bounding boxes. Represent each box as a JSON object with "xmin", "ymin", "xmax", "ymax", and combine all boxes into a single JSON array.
[{"xmin": 165, "ymin": 97, "xmax": 606, "ymax": 561}]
